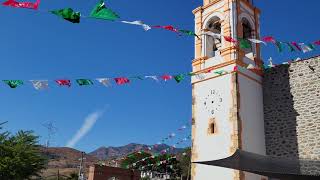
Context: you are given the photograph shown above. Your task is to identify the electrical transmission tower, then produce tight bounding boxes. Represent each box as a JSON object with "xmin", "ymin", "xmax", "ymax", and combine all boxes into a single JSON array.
[
  {"xmin": 42, "ymin": 121, "xmax": 58, "ymax": 148},
  {"xmin": 78, "ymin": 152, "xmax": 86, "ymax": 180}
]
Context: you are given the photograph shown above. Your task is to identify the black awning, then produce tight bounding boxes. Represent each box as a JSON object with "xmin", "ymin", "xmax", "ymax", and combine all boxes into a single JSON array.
[{"xmin": 194, "ymin": 149, "xmax": 320, "ymax": 180}]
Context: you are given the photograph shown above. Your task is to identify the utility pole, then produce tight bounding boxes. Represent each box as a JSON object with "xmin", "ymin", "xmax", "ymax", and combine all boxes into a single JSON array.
[{"xmin": 78, "ymin": 152, "xmax": 86, "ymax": 180}]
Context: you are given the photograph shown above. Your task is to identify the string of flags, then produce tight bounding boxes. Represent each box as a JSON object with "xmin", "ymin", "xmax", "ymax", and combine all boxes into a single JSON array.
[
  {"xmin": 202, "ymin": 31, "xmax": 320, "ymax": 54},
  {"xmin": 1, "ymin": 0, "xmax": 196, "ymax": 37},
  {"xmin": 2, "ymin": 58, "xmax": 317, "ymax": 90},
  {"xmin": 0, "ymin": 69, "xmax": 235, "ymax": 89},
  {"xmin": 120, "ymin": 123, "xmax": 190, "ymax": 168},
  {"xmin": 126, "ymin": 134, "xmax": 192, "ymax": 169},
  {"xmin": 2, "ymin": 0, "xmax": 320, "ymax": 54}
]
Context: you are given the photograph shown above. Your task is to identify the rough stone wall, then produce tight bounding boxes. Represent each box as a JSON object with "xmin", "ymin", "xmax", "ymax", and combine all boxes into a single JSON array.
[{"xmin": 263, "ymin": 56, "xmax": 320, "ymax": 175}]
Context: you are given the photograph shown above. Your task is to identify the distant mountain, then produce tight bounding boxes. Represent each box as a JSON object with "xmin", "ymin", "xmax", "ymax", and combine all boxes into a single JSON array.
[
  {"xmin": 39, "ymin": 144, "xmax": 185, "ymax": 177},
  {"xmin": 40, "ymin": 147, "xmax": 99, "ymax": 178},
  {"xmin": 89, "ymin": 143, "xmax": 184, "ymax": 160}
]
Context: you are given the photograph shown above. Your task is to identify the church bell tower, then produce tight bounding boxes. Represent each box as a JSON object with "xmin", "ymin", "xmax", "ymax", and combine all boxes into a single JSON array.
[{"xmin": 191, "ymin": 0, "xmax": 266, "ymax": 179}]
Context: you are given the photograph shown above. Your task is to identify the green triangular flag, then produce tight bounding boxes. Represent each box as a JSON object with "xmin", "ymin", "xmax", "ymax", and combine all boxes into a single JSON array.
[
  {"xmin": 174, "ymin": 74, "xmax": 184, "ymax": 83},
  {"xmin": 239, "ymin": 38, "xmax": 251, "ymax": 49},
  {"xmin": 285, "ymin": 42, "xmax": 295, "ymax": 52},
  {"xmin": 3, "ymin": 80, "xmax": 23, "ymax": 88},
  {"xmin": 179, "ymin": 30, "xmax": 199, "ymax": 38},
  {"xmin": 90, "ymin": 0, "xmax": 120, "ymax": 21},
  {"xmin": 307, "ymin": 43, "xmax": 316, "ymax": 50},
  {"xmin": 275, "ymin": 41, "xmax": 284, "ymax": 52},
  {"xmin": 188, "ymin": 72, "xmax": 195, "ymax": 76},
  {"xmin": 51, "ymin": 8, "xmax": 81, "ymax": 23},
  {"xmin": 214, "ymin": 70, "xmax": 226, "ymax": 75},
  {"xmin": 130, "ymin": 76, "xmax": 144, "ymax": 80},
  {"xmin": 76, "ymin": 79, "xmax": 93, "ymax": 86}
]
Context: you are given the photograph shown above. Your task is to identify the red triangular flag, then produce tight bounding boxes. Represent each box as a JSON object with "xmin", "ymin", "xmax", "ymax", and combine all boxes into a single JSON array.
[
  {"xmin": 262, "ymin": 36, "xmax": 276, "ymax": 43},
  {"xmin": 224, "ymin": 36, "xmax": 237, "ymax": 43},
  {"xmin": 314, "ymin": 40, "xmax": 320, "ymax": 46},
  {"xmin": 114, "ymin": 77, "xmax": 130, "ymax": 85},
  {"xmin": 161, "ymin": 75, "xmax": 172, "ymax": 81},
  {"xmin": 2, "ymin": 0, "xmax": 40, "ymax": 10},
  {"xmin": 55, "ymin": 79, "xmax": 71, "ymax": 87},
  {"xmin": 291, "ymin": 42, "xmax": 302, "ymax": 51}
]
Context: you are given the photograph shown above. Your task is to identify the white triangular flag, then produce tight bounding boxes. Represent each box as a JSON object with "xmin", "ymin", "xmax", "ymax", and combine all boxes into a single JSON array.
[
  {"xmin": 248, "ymin": 38, "xmax": 267, "ymax": 45},
  {"xmin": 121, "ymin": 20, "xmax": 151, "ymax": 31},
  {"xmin": 201, "ymin": 31, "xmax": 221, "ymax": 38},
  {"xmin": 195, "ymin": 73, "xmax": 205, "ymax": 80},
  {"xmin": 30, "ymin": 80, "xmax": 49, "ymax": 90},
  {"xmin": 299, "ymin": 43, "xmax": 313, "ymax": 53},
  {"xmin": 96, "ymin": 78, "xmax": 112, "ymax": 87},
  {"xmin": 145, "ymin": 75, "xmax": 159, "ymax": 82},
  {"xmin": 247, "ymin": 64, "xmax": 255, "ymax": 69}
]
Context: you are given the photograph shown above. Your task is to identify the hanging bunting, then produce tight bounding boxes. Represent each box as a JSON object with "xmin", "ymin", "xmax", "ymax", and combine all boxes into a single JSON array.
[
  {"xmin": 314, "ymin": 40, "xmax": 320, "ymax": 46},
  {"xmin": 96, "ymin": 78, "xmax": 112, "ymax": 87},
  {"xmin": 76, "ymin": 79, "xmax": 93, "ymax": 86},
  {"xmin": 262, "ymin": 36, "xmax": 276, "ymax": 43},
  {"xmin": 152, "ymin": 25, "xmax": 179, "ymax": 33},
  {"xmin": 299, "ymin": 43, "xmax": 313, "ymax": 53},
  {"xmin": 145, "ymin": 76, "xmax": 159, "ymax": 82},
  {"xmin": 248, "ymin": 38, "xmax": 267, "ymax": 46},
  {"xmin": 2, "ymin": 0, "xmax": 40, "ymax": 10},
  {"xmin": 174, "ymin": 74, "xmax": 184, "ymax": 83},
  {"xmin": 30, "ymin": 80, "xmax": 48, "ymax": 90},
  {"xmin": 161, "ymin": 75, "xmax": 172, "ymax": 81},
  {"xmin": 285, "ymin": 42, "xmax": 295, "ymax": 52},
  {"xmin": 224, "ymin": 36, "xmax": 237, "ymax": 43},
  {"xmin": 201, "ymin": 31, "xmax": 221, "ymax": 39},
  {"xmin": 291, "ymin": 42, "xmax": 302, "ymax": 51},
  {"xmin": 114, "ymin": 77, "xmax": 130, "ymax": 85},
  {"xmin": 307, "ymin": 43, "xmax": 316, "ymax": 50},
  {"xmin": 90, "ymin": 0, "xmax": 120, "ymax": 21},
  {"xmin": 55, "ymin": 79, "xmax": 71, "ymax": 87},
  {"xmin": 214, "ymin": 70, "xmax": 227, "ymax": 75},
  {"xmin": 50, "ymin": 8, "xmax": 81, "ymax": 23},
  {"xmin": 239, "ymin": 38, "xmax": 251, "ymax": 49},
  {"xmin": 247, "ymin": 64, "xmax": 255, "ymax": 70},
  {"xmin": 121, "ymin": 20, "xmax": 151, "ymax": 31},
  {"xmin": 3, "ymin": 80, "xmax": 23, "ymax": 88},
  {"xmin": 130, "ymin": 76, "xmax": 144, "ymax": 80},
  {"xmin": 275, "ymin": 41, "xmax": 284, "ymax": 52},
  {"xmin": 179, "ymin": 30, "xmax": 199, "ymax": 38}
]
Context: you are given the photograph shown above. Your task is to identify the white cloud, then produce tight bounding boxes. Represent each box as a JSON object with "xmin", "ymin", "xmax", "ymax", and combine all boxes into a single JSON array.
[{"xmin": 66, "ymin": 109, "xmax": 105, "ymax": 148}]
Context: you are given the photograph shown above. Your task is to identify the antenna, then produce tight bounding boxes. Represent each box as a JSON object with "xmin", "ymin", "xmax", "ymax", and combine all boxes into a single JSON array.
[
  {"xmin": 42, "ymin": 121, "xmax": 58, "ymax": 148},
  {"xmin": 78, "ymin": 152, "xmax": 86, "ymax": 180}
]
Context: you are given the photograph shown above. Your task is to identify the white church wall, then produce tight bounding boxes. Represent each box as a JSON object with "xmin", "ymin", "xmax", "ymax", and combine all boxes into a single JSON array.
[
  {"xmin": 238, "ymin": 74, "xmax": 266, "ymax": 180},
  {"xmin": 193, "ymin": 70, "xmax": 236, "ymax": 180}
]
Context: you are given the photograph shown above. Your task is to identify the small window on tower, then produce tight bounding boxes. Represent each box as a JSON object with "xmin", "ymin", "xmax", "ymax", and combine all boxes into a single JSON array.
[
  {"xmin": 208, "ymin": 118, "xmax": 217, "ymax": 135},
  {"xmin": 242, "ymin": 19, "xmax": 252, "ymax": 39}
]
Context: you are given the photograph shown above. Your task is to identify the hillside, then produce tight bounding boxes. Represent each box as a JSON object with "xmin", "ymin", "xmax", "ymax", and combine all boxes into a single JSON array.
[
  {"xmin": 89, "ymin": 143, "xmax": 184, "ymax": 160},
  {"xmin": 39, "ymin": 144, "xmax": 185, "ymax": 177},
  {"xmin": 40, "ymin": 147, "xmax": 99, "ymax": 178}
]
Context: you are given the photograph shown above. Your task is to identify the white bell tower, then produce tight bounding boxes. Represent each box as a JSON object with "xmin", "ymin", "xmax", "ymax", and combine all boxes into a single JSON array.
[{"xmin": 191, "ymin": 0, "xmax": 266, "ymax": 180}]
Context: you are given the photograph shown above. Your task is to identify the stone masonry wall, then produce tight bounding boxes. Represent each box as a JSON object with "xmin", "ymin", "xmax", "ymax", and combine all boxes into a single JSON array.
[{"xmin": 263, "ymin": 56, "xmax": 320, "ymax": 175}]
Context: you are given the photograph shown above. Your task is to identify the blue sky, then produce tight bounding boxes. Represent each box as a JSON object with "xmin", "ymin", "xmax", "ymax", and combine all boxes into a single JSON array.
[{"xmin": 0, "ymin": 0, "xmax": 319, "ymax": 153}]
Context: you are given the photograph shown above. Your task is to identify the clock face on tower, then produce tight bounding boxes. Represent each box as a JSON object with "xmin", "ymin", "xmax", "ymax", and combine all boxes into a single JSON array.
[{"xmin": 203, "ymin": 89, "xmax": 223, "ymax": 117}]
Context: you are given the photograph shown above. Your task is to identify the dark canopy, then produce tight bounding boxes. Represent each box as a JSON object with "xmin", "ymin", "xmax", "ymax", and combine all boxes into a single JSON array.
[{"xmin": 194, "ymin": 149, "xmax": 320, "ymax": 180}]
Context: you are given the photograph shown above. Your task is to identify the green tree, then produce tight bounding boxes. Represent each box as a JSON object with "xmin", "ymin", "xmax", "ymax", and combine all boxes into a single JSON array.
[
  {"xmin": 0, "ymin": 126, "xmax": 47, "ymax": 179},
  {"xmin": 178, "ymin": 148, "xmax": 191, "ymax": 180}
]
